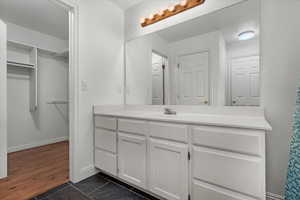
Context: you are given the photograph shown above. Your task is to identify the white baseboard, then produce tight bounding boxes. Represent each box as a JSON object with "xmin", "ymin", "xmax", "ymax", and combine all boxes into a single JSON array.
[
  {"xmin": 0, "ymin": 155, "xmax": 7, "ymax": 179},
  {"xmin": 267, "ymin": 192, "xmax": 284, "ymax": 200},
  {"xmin": 71, "ymin": 164, "xmax": 97, "ymax": 183},
  {"xmin": 8, "ymin": 136, "xmax": 69, "ymax": 153}
]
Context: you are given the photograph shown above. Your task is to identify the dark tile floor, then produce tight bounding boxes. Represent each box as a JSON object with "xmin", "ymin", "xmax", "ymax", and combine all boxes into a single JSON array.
[{"xmin": 31, "ymin": 173, "xmax": 161, "ymax": 200}]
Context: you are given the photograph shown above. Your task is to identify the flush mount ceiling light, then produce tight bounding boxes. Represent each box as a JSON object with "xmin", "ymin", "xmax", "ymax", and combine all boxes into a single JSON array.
[
  {"xmin": 141, "ymin": 0, "xmax": 206, "ymax": 27},
  {"xmin": 238, "ymin": 31, "xmax": 256, "ymax": 41}
]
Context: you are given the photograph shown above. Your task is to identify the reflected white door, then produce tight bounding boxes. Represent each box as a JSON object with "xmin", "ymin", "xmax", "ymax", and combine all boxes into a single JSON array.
[
  {"xmin": 179, "ymin": 52, "xmax": 209, "ymax": 105},
  {"xmin": 0, "ymin": 19, "xmax": 7, "ymax": 179},
  {"xmin": 152, "ymin": 53, "xmax": 164, "ymax": 105},
  {"xmin": 231, "ymin": 56, "xmax": 260, "ymax": 106}
]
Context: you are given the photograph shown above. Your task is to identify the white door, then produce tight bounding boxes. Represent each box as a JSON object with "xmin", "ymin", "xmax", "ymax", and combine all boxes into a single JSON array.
[
  {"xmin": 118, "ymin": 132, "xmax": 147, "ymax": 189},
  {"xmin": 0, "ymin": 19, "xmax": 7, "ymax": 179},
  {"xmin": 231, "ymin": 56, "xmax": 260, "ymax": 106},
  {"xmin": 152, "ymin": 53, "xmax": 164, "ymax": 105},
  {"xmin": 149, "ymin": 138, "xmax": 188, "ymax": 200},
  {"xmin": 179, "ymin": 52, "xmax": 209, "ymax": 105}
]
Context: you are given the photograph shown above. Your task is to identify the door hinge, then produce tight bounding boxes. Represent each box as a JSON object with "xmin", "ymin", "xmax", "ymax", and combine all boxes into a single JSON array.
[
  {"xmin": 188, "ymin": 194, "xmax": 191, "ymax": 200},
  {"xmin": 188, "ymin": 151, "xmax": 191, "ymax": 161}
]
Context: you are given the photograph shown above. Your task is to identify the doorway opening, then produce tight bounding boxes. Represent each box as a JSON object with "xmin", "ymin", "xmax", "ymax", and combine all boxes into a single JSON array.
[
  {"xmin": 0, "ymin": 0, "xmax": 78, "ymax": 198},
  {"xmin": 151, "ymin": 51, "xmax": 168, "ymax": 105}
]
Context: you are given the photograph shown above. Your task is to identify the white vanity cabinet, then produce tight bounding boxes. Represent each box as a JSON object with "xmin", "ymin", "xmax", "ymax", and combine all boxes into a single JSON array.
[
  {"xmin": 94, "ymin": 116, "xmax": 117, "ymax": 176},
  {"xmin": 191, "ymin": 126, "xmax": 265, "ymax": 200},
  {"xmin": 149, "ymin": 138, "xmax": 188, "ymax": 200},
  {"xmin": 93, "ymin": 114, "xmax": 268, "ymax": 200},
  {"xmin": 149, "ymin": 122, "xmax": 189, "ymax": 200},
  {"xmin": 117, "ymin": 119, "xmax": 148, "ymax": 189}
]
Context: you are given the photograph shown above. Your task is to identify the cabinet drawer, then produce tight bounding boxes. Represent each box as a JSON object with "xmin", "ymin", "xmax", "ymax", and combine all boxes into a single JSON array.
[
  {"xmin": 95, "ymin": 128, "xmax": 116, "ymax": 153},
  {"xmin": 118, "ymin": 119, "xmax": 147, "ymax": 135},
  {"xmin": 192, "ymin": 180, "xmax": 247, "ymax": 200},
  {"xmin": 150, "ymin": 122, "xmax": 188, "ymax": 142},
  {"xmin": 95, "ymin": 149, "xmax": 117, "ymax": 176},
  {"xmin": 192, "ymin": 146, "xmax": 262, "ymax": 198},
  {"xmin": 94, "ymin": 116, "xmax": 116, "ymax": 130},
  {"xmin": 192, "ymin": 126, "xmax": 262, "ymax": 156}
]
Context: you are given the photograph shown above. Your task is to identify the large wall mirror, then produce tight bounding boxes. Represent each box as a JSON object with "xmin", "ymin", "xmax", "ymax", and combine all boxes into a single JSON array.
[{"xmin": 125, "ymin": 0, "xmax": 260, "ymax": 106}]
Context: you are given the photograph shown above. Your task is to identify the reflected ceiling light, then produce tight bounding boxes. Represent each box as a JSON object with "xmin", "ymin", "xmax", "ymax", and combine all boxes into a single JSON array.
[
  {"xmin": 238, "ymin": 31, "xmax": 255, "ymax": 41},
  {"xmin": 141, "ymin": 0, "xmax": 206, "ymax": 27}
]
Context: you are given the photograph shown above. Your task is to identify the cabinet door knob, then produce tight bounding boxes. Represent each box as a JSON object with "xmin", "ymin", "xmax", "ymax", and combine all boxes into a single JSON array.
[
  {"xmin": 204, "ymin": 101, "xmax": 208, "ymax": 104},
  {"xmin": 232, "ymin": 100, "xmax": 237, "ymax": 104}
]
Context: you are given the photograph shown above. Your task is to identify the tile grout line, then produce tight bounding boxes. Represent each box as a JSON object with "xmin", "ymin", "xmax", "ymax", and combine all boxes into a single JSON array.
[
  {"xmin": 69, "ymin": 183, "xmax": 94, "ymax": 200},
  {"xmin": 37, "ymin": 182, "xmax": 71, "ymax": 200},
  {"xmin": 101, "ymin": 176, "xmax": 154, "ymax": 200},
  {"xmin": 85, "ymin": 181, "xmax": 110, "ymax": 196}
]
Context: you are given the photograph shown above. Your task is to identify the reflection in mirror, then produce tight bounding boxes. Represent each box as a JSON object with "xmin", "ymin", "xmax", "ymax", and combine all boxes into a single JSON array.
[{"xmin": 126, "ymin": 0, "xmax": 260, "ymax": 106}]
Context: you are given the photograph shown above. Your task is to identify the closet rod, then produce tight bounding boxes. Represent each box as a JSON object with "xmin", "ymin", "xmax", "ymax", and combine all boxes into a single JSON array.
[
  {"xmin": 47, "ymin": 100, "xmax": 69, "ymax": 105},
  {"xmin": 7, "ymin": 61, "xmax": 35, "ymax": 69}
]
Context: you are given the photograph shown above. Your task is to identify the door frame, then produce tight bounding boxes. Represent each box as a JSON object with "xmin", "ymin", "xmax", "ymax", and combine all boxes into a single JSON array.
[
  {"xmin": 51, "ymin": 0, "xmax": 79, "ymax": 183},
  {"xmin": 0, "ymin": 0, "xmax": 79, "ymax": 182},
  {"xmin": 152, "ymin": 50, "xmax": 169, "ymax": 105},
  {"xmin": 0, "ymin": 19, "xmax": 7, "ymax": 179}
]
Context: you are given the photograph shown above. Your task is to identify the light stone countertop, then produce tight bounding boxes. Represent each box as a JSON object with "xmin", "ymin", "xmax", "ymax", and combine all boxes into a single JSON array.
[{"xmin": 94, "ymin": 105, "xmax": 272, "ymax": 131}]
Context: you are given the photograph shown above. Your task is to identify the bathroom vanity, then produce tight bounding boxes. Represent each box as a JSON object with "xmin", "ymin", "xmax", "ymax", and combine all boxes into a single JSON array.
[{"xmin": 93, "ymin": 105, "xmax": 271, "ymax": 200}]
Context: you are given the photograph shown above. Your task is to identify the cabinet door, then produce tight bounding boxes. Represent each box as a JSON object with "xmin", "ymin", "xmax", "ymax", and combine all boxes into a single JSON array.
[
  {"xmin": 149, "ymin": 138, "xmax": 188, "ymax": 200},
  {"xmin": 118, "ymin": 132, "xmax": 147, "ymax": 189}
]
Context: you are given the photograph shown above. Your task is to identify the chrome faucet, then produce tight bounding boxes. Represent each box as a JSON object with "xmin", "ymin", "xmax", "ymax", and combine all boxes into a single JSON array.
[{"xmin": 164, "ymin": 107, "xmax": 177, "ymax": 115}]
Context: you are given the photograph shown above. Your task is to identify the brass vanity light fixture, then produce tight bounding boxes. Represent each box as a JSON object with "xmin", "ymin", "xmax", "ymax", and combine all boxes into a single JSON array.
[{"xmin": 140, "ymin": 0, "xmax": 206, "ymax": 27}]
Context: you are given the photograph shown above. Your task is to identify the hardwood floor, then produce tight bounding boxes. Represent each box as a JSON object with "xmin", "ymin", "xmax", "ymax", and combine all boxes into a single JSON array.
[{"xmin": 0, "ymin": 141, "xmax": 69, "ymax": 200}]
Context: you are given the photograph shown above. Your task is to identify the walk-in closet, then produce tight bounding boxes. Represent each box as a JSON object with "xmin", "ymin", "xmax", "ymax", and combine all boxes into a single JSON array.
[
  {"xmin": 0, "ymin": 0, "xmax": 70, "ymax": 198},
  {"xmin": 7, "ymin": 38, "xmax": 69, "ymax": 152}
]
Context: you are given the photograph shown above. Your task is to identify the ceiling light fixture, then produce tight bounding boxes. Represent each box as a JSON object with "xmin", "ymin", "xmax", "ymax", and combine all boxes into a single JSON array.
[
  {"xmin": 168, "ymin": 5, "xmax": 176, "ymax": 12},
  {"xmin": 159, "ymin": 10, "xmax": 165, "ymax": 16},
  {"xmin": 180, "ymin": 0, "xmax": 188, "ymax": 7},
  {"xmin": 141, "ymin": 0, "xmax": 205, "ymax": 27},
  {"xmin": 140, "ymin": 17, "xmax": 146, "ymax": 24},
  {"xmin": 238, "ymin": 31, "xmax": 255, "ymax": 41},
  {"xmin": 149, "ymin": 14, "xmax": 155, "ymax": 20}
]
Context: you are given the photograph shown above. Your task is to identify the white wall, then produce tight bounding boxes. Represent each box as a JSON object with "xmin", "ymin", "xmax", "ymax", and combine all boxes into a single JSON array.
[
  {"xmin": 7, "ymin": 22, "xmax": 68, "ymax": 53},
  {"xmin": 126, "ymin": 33, "xmax": 169, "ymax": 104},
  {"xmin": 261, "ymin": 0, "xmax": 300, "ymax": 198},
  {"xmin": 126, "ymin": 35, "xmax": 152, "ymax": 104},
  {"xmin": 227, "ymin": 38, "xmax": 259, "ymax": 59},
  {"xmin": 125, "ymin": 0, "xmax": 246, "ymax": 40},
  {"xmin": 6, "ymin": 24, "xmax": 69, "ymax": 153},
  {"xmin": 218, "ymin": 34, "xmax": 227, "ymax": 106},
  {"xmin": 75, "ymin": 0, "xmax": 124, "ymax": 181},
  {"xmin": 168, "ymin": 31, "xmax": 226, "ymax": 105},
  {"xmin": 0, "ymin": 19, "xmax": 7, "ymax": 179}
]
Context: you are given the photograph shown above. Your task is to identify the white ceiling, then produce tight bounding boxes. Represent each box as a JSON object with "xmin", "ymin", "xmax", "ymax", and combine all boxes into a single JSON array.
[
  {"xmin": 110, "ymin": 0, "xmax": 146, "ymax": 10},
  {"xmin": 156, "ymin": 0, "xmax": 259, "ymax": 44},
  {"xmin": 0, "ymin": 0, "xmax": 68, "ymax": 40}
]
